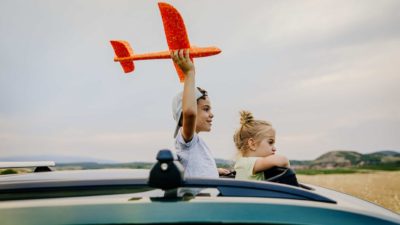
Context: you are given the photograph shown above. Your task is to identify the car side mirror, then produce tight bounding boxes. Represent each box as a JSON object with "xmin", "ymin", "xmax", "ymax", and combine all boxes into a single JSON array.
[{"xmin": 148, "ymin": 149, "xmax": 185, "ymax": 190}]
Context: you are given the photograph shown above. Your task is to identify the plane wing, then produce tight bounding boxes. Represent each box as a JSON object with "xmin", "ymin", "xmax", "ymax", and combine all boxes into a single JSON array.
[{"xmin": 158, "ymin": 2, "xmax": 192, "ymax": 82}]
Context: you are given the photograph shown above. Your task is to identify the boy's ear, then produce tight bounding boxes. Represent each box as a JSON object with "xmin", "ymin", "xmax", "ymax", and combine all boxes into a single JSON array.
[{"xmin": 248, "ymin": 138, "xmax": 256, "ymax": 151}]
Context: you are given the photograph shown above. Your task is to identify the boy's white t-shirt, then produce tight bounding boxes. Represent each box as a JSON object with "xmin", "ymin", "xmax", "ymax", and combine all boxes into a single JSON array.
[{"xmin": 175, "ymin": 129, "xmax": 219, "ymax": 178}]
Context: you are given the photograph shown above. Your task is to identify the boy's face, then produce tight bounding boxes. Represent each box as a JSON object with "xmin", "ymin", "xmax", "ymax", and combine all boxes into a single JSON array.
[{"xmin": 196, "ymin": 97, "xmax": 214, "ymax": 133}]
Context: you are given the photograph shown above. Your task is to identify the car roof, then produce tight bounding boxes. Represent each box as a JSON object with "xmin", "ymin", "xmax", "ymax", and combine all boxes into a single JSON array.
[
  {"xmin": 1, "ymin": 184, "xmax": 399, "ymax": 225},
  {"xmin": 0, "ymin": 168, "xmax": 335, "ymax": 203},
  {"xmin": 1, "ymin": 168, "xmax": 399, "ymax": 217}
]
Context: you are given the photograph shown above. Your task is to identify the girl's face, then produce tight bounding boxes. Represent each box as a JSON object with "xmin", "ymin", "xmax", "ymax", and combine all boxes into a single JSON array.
[
  {"xmin": 254, "ymin": 132, "xmax": 276, "ymax": 157},
  {"xmin": 196, "ymin": 97, "xmax": 214, "ymax": 133}
]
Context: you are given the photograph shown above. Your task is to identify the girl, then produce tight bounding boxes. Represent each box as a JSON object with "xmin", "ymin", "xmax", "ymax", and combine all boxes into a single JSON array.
[{"xmin": 233, "ymin": 111, "xmax": 289, "ymax": 181}]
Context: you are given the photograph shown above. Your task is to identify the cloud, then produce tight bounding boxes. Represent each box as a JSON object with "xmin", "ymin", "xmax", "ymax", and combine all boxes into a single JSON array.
[
  {"xmin": 1, "ymin": 0, "xmax": 399, "ymax": 162},
  {"xmin": 221, "ymin": 0, "xmax": 400, "ymax": 53}
]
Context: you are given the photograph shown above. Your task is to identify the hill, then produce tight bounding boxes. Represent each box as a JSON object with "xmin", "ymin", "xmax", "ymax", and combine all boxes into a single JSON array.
[
  {"xmin": 292, "ymin": 150, "xmax": 400, "ymax": 170},
  {"xmin": 0, "ymin": 155, "xmax": 117, "ymax": 164},
  {"xmin": 56, "ymin": 158, "xmax": 234, "ymax": 171},
  {"xmin": 1, "ymin": 150, "xmax": 398, "ymax": 172}
]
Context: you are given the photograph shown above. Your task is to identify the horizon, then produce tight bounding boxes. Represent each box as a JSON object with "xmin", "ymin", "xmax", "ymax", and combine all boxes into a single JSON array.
[
  {"xmin": 1, "ymin": 0, "xmax": 399, "ymax": 162},
  {"xmin": 1, "ymin": 149, "xmax": 398, "ymax": 164}
]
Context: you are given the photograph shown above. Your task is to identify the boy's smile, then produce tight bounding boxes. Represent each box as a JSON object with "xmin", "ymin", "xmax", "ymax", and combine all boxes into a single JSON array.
[{"xmin": 196, "ymin": 97, "xmax": 214, "ymax": 133}]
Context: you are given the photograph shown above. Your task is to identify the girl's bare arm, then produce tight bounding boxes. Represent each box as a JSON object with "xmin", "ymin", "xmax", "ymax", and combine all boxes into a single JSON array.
[{"xmin": 253, "ymin": 155, "xmax": 289, "ymax": 174}]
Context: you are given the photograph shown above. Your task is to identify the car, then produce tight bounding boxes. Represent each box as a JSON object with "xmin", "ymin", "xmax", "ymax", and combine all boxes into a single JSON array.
[{"xmin": 0, "ymin": 149, "xmax": 399, "ymax": 225}]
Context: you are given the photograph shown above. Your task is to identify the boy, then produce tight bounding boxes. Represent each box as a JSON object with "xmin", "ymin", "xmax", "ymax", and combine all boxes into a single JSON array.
[{"xmin": 171, "ymin": 49, "xmax": 230, "ymax": 178}]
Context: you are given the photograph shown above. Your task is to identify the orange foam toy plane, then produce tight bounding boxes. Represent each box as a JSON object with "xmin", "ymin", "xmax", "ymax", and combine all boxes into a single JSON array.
[{"xmin": 110, "ymin": 2, "xmax": 221, "ymax": 82}]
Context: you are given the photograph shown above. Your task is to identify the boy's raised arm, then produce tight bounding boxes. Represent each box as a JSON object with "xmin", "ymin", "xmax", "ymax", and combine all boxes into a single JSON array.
[{"xmin": 171, "ymin": 49, "xmax": 196, "ymax": 142}]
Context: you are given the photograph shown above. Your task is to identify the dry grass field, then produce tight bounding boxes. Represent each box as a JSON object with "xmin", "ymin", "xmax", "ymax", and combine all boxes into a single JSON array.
[{"xmin": 298, "ymin": 171, "xmax": 400, "ymax": 214}]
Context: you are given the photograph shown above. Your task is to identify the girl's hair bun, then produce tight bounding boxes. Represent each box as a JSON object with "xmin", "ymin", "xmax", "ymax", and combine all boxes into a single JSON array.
[{"xmin": 240, "ymin": 110, "xmax": 254, "ymax": 126}]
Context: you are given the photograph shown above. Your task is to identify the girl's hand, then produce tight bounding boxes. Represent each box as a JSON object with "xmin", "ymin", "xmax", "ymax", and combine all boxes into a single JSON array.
[
  {"xmin": 171, "ymin": 49, "xmax": 195, "ymax": 75},
  {"xmin": 218, "ymin": 168, "xmax": 231, "ymax": 176}
]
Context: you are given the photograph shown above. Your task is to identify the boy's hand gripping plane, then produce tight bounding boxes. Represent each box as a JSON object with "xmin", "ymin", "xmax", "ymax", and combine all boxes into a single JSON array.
[{"xmin": 110, "ymin": 2, "xmax": 221, "ymax": 82}]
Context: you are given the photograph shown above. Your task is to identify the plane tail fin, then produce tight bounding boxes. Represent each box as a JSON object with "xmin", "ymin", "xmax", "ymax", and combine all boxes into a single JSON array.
[{"xmin": 110, "ymin": 40, "xmax": 135, "ymax": 73}]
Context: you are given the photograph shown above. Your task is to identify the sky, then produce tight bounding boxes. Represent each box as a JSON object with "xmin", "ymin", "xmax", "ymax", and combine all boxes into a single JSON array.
[{"xmin": 1, "ymin": 0, "xmax": 399, "ymax": 162}]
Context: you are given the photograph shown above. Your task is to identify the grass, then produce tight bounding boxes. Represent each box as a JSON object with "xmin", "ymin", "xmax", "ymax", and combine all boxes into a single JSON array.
[
  {"xmin": 298, "ymin": 171, "xmax": 400, "ymax": 214},
  {"xmin": 295, "ymin": 164, "xmax": 399, "ymax": 175},
  {"xmin": 295, "ymin": 168, "xmax": 360, "ymax": 175},
  {"xmin": 0, "ymin": 169, "xmax": 18, "ymax": 175}
]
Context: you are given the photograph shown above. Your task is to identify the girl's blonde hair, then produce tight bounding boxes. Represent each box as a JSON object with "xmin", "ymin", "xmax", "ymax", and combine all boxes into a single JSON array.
[{"xmin": 233, "ymin": 110, "xmax": 275, "ymax": 155}]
